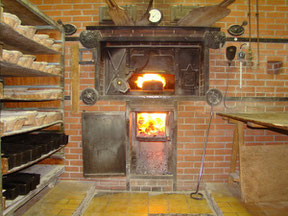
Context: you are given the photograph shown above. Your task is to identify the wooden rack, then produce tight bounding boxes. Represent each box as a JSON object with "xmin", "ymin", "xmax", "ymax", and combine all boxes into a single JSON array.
[{"xmin": 0, "ymin": 0, "xmax": 65, "ymax": 214}]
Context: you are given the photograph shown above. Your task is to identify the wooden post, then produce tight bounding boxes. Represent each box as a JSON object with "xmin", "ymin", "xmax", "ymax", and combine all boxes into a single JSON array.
[
  {"xmin": 229, "ymin": 121, "xmax": 240, "ymax": 184},
  {"xmin": 237, "ymin": 121, "xmax": 246, "ymax": 201},
  {"xmin": 71, "ymin": 43, "xmax": 80, "ymax": 114}
]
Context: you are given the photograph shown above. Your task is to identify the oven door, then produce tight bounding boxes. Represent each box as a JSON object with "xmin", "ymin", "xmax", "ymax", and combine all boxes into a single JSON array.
[{"xmin": 82, "ymin": 111, "xmax": 127, "ymax": 176}]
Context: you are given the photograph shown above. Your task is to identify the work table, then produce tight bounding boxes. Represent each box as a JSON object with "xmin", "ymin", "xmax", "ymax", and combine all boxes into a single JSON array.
[
  {"xmin": 217, "ymin": 112, "xmax": 288, "ymax": 131},
  {"xmin": 217, "ymin": 112, "xmax": 288, "ymax": 203}
]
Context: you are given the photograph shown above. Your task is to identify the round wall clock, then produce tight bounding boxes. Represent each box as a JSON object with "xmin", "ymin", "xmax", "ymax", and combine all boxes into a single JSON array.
[{"xmin": 148, "ymin": 8, "xmax": 162, "ymax": 24}]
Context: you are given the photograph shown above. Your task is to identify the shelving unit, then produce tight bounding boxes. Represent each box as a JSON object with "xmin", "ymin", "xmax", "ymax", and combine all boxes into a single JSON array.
[
  {"xmin": 4, "ymin": 165, "xmax": 64, "ymax": 216},
  {"xmin": 0, "ymin": 0, "xmax": 65, "ymax": 215},
  {"xmin": 0, "ymin": 60, "xmax": 61, "ymax": 77}
]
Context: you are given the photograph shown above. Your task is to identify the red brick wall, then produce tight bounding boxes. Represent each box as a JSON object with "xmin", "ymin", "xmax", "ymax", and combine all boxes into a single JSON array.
[{"xmin": 30, "ymin": 0, "xmax": 288, "ymax": 191}]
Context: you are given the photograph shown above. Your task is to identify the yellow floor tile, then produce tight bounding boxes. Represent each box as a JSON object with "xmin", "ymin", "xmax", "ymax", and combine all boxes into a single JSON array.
[
  {"xmin": 167, "ymin": 193, "xmax": 187, "ymax": 200},
  {"xmin": 110, "ymin": 192, "xmax": 131, "ymax": 199},
  {"xmin": 130, "ymin": 193, "xmax": 149, "ymax": 200},
  {"xmin": 190, "ymin": 205, "xmax": 213, "ymax": 214},
  {"xmin": 57, "ymin": 209, "xmax": 75, "ymax": 216},
  {"xmin": 23, "ymin": 181, "xmax": 92, "ymax": 216},
  {"xmin": 149, "ymin": 203, "xmax": 169, "ymax": 214},
  {"xmin": 127, "ymin": 204, "xmax": 148, "ymax": 214},
  {"xmin": 89, "ymin": 198, "xmax": 110, "ymax": 205},
  {"xmin": 149, "ymin": 199, "xmax": 168, "ymax": 205},
  {"xmin": 216, "ymin": 202, "xmax": 232, "ymax": 208},
  {"xmin": 237, "ymin": 213, "xmax": 254, "ymax": 216},
  {"xmin": 127, "ymin": 213, "xmax": 148, "ymax": 216},
  {"xmin": 130, "ymin": 198, "xmax": 148, "ymax": 205},
  {"xmin": 149, "ymin": 193, "xmax": 169, "ymax": 200},
  {"xmin": 109, "ymin": 198, "xmax": 130, "ymax": 205},
  {"xmin": 104, "ymin": 204, "xmax": 128, "ymax": 214},
  {"xmin": 84, "ymin": 204, "xmax": 107, "ymax": 213},
  {"xmin": 223, "ymin": 213, "xmax": 238, "ymax": 216},
  {"xmin": 168, "ymin": 198, "xmax": 188, "ymax": 206},
  {"xmin": 170, "ymin": 205, "xmax": 190, "ymax": 214},
  {"xmin": 82, "ymin": 213, "xmax": 103, "ymax": 216},
  {"xmin": 103, "ymin": 214, "xmax": 127, "ymax": 216}
]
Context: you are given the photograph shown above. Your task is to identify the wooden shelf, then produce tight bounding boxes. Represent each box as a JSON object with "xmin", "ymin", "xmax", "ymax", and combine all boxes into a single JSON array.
[
  {"xmin": 3, "ymin": 165, "xmax": 64, "ymax": 216},
  {"xmin": 3, "ymin": 146, "xmax": 65, "ymax": 175},
  {"xmin": 2, "ymin": 0, "xmax": 61, "ymax": 27},
  {"xmin": 0, "ymin": 60, "xmax": 61, "ymax": 77},
  {"xmin": 1, "ymin": 88, "xmax": 63, "ymax": 101},
  {"xmin": 0, "ymin": 23, "xmax": 60, "ymax": 54},
  {"xmin": 2, "ymin": 120, "xmax": 63, "ymax": 137}
]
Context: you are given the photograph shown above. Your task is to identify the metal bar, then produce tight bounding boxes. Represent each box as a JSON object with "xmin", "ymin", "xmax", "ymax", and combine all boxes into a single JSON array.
[
  {"xmin": 256, "ymin": 0, "xmax": 260, "ymax": 67},
  {"xmin": 226, "ymin": 37, "xmax": 288, "ymax": 43},
  {"xmin": 97, "ymin": 95, "xmax": 288, "ymax": 102},
  {"xmin": 67, "ymin": 36, "xmax": 288, "ymax": 44},
  {"xmin": 86, "ymin": 25, "xmax": 220, "ymax": 31},
  {"xmin": 105, "ymin": 45, "xmax": 201, "ymax": 48}
]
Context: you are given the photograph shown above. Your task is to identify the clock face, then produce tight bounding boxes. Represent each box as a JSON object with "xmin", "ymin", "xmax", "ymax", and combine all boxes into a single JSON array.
[{"xmin": 148, "ymin": 9, "xmax": 162, "ymax": 23}]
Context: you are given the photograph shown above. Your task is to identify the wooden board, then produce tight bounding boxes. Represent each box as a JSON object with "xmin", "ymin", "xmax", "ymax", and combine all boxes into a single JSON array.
[
  {"xmin": 0, "ymin": 23, "xmax": 58, "ymax": 55},
  {"xmin": 71, "ymin": 43, "xmax": 80, "ymax": 114},
  {"xmin": 240, "ymin": 145, "xmax": 288, "ymax": 202},
  {"xmin": 2, "ymin": 0, "xmax": 60, "ymax": 27},
  {"xmin": 177, "ymin": 0, "xmax": 235, "ymax": 27},
  {"xmin": 217, "ymin": 112, "xmax": 288, "ymax": 131},
  {"xmin": 104, "ymin": 0, "xmax": 134, "ymax": 26}
]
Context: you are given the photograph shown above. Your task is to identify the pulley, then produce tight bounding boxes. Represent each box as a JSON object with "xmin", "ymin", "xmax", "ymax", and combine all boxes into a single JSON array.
[
  {"xmin": 206, "ymin": 88, "xmax": 223, "ymax": 106},
  {"xmin": 81, "ymin": 88, "xmax": 99, "ymax": 105}
]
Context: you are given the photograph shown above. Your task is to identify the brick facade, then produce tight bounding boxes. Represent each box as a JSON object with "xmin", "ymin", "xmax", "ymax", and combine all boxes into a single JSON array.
[{"xmin": 30, "ymin": 0, "xmax": 288, "ymax": 191}]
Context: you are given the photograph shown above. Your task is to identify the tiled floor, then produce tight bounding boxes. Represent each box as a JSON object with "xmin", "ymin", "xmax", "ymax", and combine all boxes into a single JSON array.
[
  {"xmin": 17, "ymin": 181, "xmax": 288, "ymax": 216},
  {"xmin": 83, "ymin": 192, "xmax": 214, "ymax": 216},
  {"xmin": 207, "ymin": 183, "xmax": 288, "ymax": 216},
  {"xmin": 21, "ymin": 181, "xmax": 93, "ymax": 216}
]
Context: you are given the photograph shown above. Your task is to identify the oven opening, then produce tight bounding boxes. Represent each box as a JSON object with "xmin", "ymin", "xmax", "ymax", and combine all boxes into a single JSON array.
[
  {"xmin": 136, "ymin": 112, "xmax": 168, "ymax": 141},
  {"xmin": 128, "ymin": 72, "xmax": 175, "ymax": 93}
]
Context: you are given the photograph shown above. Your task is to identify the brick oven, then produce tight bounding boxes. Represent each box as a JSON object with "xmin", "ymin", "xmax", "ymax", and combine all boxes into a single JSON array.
[{"xmin": 80, "ymin": 26, "xmax": 225, "ymax": 191}]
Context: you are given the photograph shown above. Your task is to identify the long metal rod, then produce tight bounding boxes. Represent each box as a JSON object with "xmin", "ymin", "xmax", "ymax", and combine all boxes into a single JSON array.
[
  {"xmin": 248, "ymin": 0, "xmax": 253, "ymax": 65},
  {"xmin": 256, "ymin": 0, "xmax": 260, "ymax": 67},
  {"xmin": 190, "ymin": 106, "xmax": 213, "ymax": 200}
]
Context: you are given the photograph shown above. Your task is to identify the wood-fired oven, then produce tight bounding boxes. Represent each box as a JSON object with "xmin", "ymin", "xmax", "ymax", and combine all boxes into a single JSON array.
[{"xmin": 80, "ymin": 26, "xmax": 225, "ymax": 190}]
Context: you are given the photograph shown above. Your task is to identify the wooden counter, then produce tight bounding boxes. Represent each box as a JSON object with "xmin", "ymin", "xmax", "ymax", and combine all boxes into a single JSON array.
[
  {"xmin": 217, "ymin": 112, "xmax": 288, "ymax": 131},
  {"xmin": 217, "ymin": 112, "xmax": 288, "ymax": 203}
]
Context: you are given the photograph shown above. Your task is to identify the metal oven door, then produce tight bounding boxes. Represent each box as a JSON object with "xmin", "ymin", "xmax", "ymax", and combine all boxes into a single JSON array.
[{"xmin": 82, "ymin": 111, "xmax": 127, "ymax": 176}]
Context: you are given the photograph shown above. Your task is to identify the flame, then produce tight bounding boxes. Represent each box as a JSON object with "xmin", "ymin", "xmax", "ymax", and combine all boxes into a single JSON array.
[
  {"xmin": 137, "ymin": 113, "xmax": 166, "ymax": 137},
  {"xmin": 135, "ymin": 74, "xmax": 166, "ymax": 88}
]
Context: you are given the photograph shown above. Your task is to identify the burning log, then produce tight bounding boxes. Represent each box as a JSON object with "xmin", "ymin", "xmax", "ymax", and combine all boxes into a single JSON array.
[
  {"xmin": 142, "ymin": 80, "xmax": 163, "ymax": 91},
  {"xmin": 137, "ymin": 113, "xmax": 166, "ymax": 137},
  {"xmin": 135, "ymin": 73, "xmax": 166, "ymax": 90}
]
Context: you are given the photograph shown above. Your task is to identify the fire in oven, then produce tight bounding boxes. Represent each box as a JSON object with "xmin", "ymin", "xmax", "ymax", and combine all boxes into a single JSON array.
[
  {"xmin": 130, "ymin": 109, "xmax": 175, "ymax": 176},
  {"xmin": 136, "ymin": 112, "xmax": 169, "ymax": 141}
]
